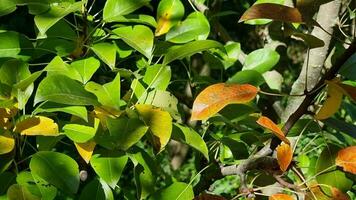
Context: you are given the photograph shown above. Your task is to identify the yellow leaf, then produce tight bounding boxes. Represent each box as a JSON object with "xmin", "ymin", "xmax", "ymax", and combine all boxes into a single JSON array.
[
  {"xmin": 305, "ymin": 182, "xmax": 331, "ymax": 200},
  {"xmin": 335, "ymin": 146, "xmax": 356, "ymax": 174},
  {"xmin": 91, "ymin": 106, "xmax": 122, "ymax": 130},
  {"xmin": 315, "ymin": 81, "xmax": 343, "ymax": 120},
  {"xmin": 14, "ymin": 116, "xmax": 59, "ymax": 136},
  {"xmin": 276, "ymin": 143, "xmax": 293, "ymax": 172},
  {"xmin": 256, "ymin": 116, "xmax": 290, "ymax": 144},
  {"xmin": 269, "ymin": 193, "xmax": 294, "ymax": 200},
  {"xmin": 191, "ymin": 83, "xmax": 258, "ymax": 121},
  {"xmin": 75, "ymin": 141, "xmax": 96, "ymax": 163},
  {"xmin": 0, "ymin": 131, "xmax": 15, "ymax": 155},
  {"xmin": 135, "ymin": 104, "xmax": 172, "ymax": 153}
]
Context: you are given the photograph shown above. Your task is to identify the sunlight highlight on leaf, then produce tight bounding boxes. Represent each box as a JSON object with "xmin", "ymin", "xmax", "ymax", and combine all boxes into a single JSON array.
[
  {"xmin": 269, "ymin": 193, "xmax": 294, "ymax": 200},
  {"xmin": 335, "ymin": 146, "xmax": 356, "ymax": 174},
  {"xmin": 14, "ymin": 116, "xmax": 59, "ymax": 136},
  {"xmin": 256, "ymin": 116, "xmax": 290, "ymax": 144},
  {"xmin": 191, "ymin": 83, "xmax": 258, "ymax": 121},
  {"xmin": 75, "ymin": 141, "xmax": 96, "ymax": 164}
]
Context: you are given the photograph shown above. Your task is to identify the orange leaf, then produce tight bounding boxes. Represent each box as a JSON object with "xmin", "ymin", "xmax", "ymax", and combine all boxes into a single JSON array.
[
  {"xmin": 269, "ymin": 193, "xmax": 294, "ymax": 200},
  {"xmin": 315, "ymin": 81, "xmax": 343, "ymax": 120},
  {"xmin": 331, "ymin": 187, "xmax": 350, "ymax": 200},
  {"xmin": 337, "ymin": 83, "xmax": 356, "ymax": 102},
  {"xmin": 191, "ymin": 83, "xmax": 258, "ymax": 121},
  {"xmin": 75, "ymin": 141, "xmax": 96, "ymax": 163},
  {"xmin": 335, "ymin": 146, "xmax": 356, "ymax": 174},
  {"xmin": 276, "ymin": 143, "xmax": 293, "ymax": 172},
  {"xmin": 256, "ymin": 116, "xmax": 290, "ymax": 144},
  {"xmin": 239, "ymin": 3, "xmax": 304, "ymax": 23}
]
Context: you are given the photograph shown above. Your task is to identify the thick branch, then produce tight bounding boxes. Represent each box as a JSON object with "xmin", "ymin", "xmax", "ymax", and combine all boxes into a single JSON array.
[{"xmin": 282, "ymin": 0, "xmax": 341, "ymax": 122}]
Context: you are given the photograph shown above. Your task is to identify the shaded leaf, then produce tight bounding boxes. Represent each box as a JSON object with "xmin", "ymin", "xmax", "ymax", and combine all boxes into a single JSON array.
[
  {"xmin": 276, "ymin": 143, "xmax": 293, "ymax": 172},
  {"xmin": 14, "ymin": 116, "xmax": 59, "ymax": 136},
  {"xmin": 315, "ymin": 81, "xmax": 344, "ymax": 120},
  {"xmin": 331, "ymin": 187, "xmax": 351, "ymax": 200},
  {"xmin": 79, "ymin": 179, "xmax": 113, "ymax": 200},
  {"xmin": 194, "ymin": 193, "xmax": 227, "ymax": 200},
  {"xmin": 239, "ymin": 3, "xmax": 304, "ymax": 23},
  {"xmin": 7, "ymin": 184, "xmax": 40, "ymax": 200},
  {"xmin": 191, "ymin": 83, "xmax": 258, "ymax": 121},
  {"xmin": 336, "ymin": 146, "xmax": 356, "ymax": 174},
  {"xmin": 75, "ymin": 141, "xmax": 96, "ymax": 164},
  {"xmin": 256, "ymin": 116, "xmax": 290, "ymax": 144},
  {"xmin": 34, "ymin": 102, "xmax": 88, "ymax": 122},
  {"xmin": 30, "ymin": 151, "xmax": 80, "ymax": 194},
  {"xmin": 136, "ymin": 104, "xmax": 172, "ymax": 152},
  {"xmin": 339, "ymin": 53, "xmax": 356, "ymax": 80},
  {"xmin": 155, "ymin": 0, "xmax": 184, "ymax": 36},
  {"xmin": 63, "ymin": 118, "xmax": 99, "ymax": 143}
]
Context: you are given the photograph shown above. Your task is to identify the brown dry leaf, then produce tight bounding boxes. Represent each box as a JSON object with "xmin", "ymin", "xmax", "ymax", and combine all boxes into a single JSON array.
[
  {"xmin": 269, "ymin": 193, "xmax": 294, "ymax": 200},
  {"xmin": 315, "ymin": 81, "xmax": 343, "ymax": 120},
  {"xmin": 335, "ymin": 146, "xmax": 356, "ymax": 174},
  {"xmin": 239, "ymin": 3, "xmax": 303, "ymax": 23},
  {"xmin": 256, "ymin": 116, "xmax": 290, "ymax": 144},
  {"xmin": 14, "ymin": 116, "xmax": 59, "ymax": 136},
  {"xmin": 331, "ymin": 187, "xmax": 350, "ymax": 200},
  {"xmin": 191, "ymin": 83, "xmax": 258, "ymax": 121},
  {"xmin": 75, "ymin": 140, "xmax": 96, "ymax": 163},
  {"xmin": 194, "ymin": 193, "xmax": 226, "ymax": 200},
  {"xmin": 276, "ymin": 143, "xmax": 293, "ymax": 172}
]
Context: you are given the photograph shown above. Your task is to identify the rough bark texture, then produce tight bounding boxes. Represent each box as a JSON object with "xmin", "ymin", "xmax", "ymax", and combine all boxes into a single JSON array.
[{"xmin": 282, "ymin": 0, "xmax": 341, "ymax": 122}]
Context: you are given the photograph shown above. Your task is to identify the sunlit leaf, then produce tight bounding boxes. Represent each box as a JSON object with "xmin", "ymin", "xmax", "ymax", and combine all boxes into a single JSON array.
[
  {"xmin": 63, "ymin": 118, "xmax": 99, "ymax": 143},
  {"xmin": 269, "ymin": 193, "xmax": 294, "ymax": 200},
  {"xmin": 70, "ymin": 57, "xmax": 101, "ymax": 84},
  {"xmin": 14, "ymin": 116, "xmax": 59, "ymax": 136},
  {"xmin": 91, "ymin": 43, "xmax": 116, "ymax": 70},
  {"xmin": 256, "ymin": 116, "xmax": 290, "ymax": 144},
  {"xmin": 191, "ymin": 83, "xmax": 258, "ymax": 121},
  {"xmin": 149, "ymin": 182, "xmax": 194, "ymax": 200},
  {"xmin": 335, "ymin": 146, "xmax": 356, "ymax": 174},
  {"xmin": 315, "ymin": 81, "xmax": 344, "ymax": 120},
  {"xmin": 103, "ymin": 0, "xmax": 150, "ymax": 22},
  {"xmin": 276, "ymin": 143, "xmax": 293, "ymax": 172},
  {"xmin": 239, "ymin": 3, "xmax": 304, "ymax": 23},
  {"xmin": 0, "ymin": 131, "xmax": 14, "ymax": 155},
  {"xmin": 75, "ymin": 141, "xmax": 96, "ymax": 164},
  {"xmin": 243, "ymin": 48, "xmax": 280, "ymax": 73},
  {"xmin": 155, "ymin": 0, "xmax": 184, "ymax": 36},
  {"xmin": 135, "ymin": 104, "xmax": 172, "ymax": 152}
]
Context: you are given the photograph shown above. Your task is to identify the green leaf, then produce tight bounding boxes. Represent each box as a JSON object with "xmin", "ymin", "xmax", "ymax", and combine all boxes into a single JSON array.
[
  {"xmin": 163, "ymin": 40, "xmax": 223, "ymax": 65},
  {"xmin": 44, "ymin": 56, "xmax": 81, "ymax": 80},
  {"xmin": 7, "ymin": 184, "xmax": 40, "ymax": 200},
  {"xmin": 113, "ymin": 25, "xmax": 154, "ymax": 59},
  {"xmin": 0, "ymin": 0, "xmax": 16, "ymax": 17},
  {"xmin": 70, "ymin": 57, "xmax": 100, "ymax": 84},
  {"xmin": 110, "ymin": 14, "xmax": 157, "ymax": 27},
  {"xmin": 104, "ymin": 117, "xmax": 148, "ymax": 151},
  {"xmin": 263, "ymin": 70, "xmax": 283, "ymax": 91},
  {"xmin": 91, "ymin": 43, "xmax": 117, "ymax": 70},
  {"xmin": 63, "ymin": 120, "xmax": 99, "ymax": 143},
  {"xmin": 29, "ymin": 151, "xmax": 80, "ymax": 194},
  {"xmin": 14, "ymin": 71, "xmax": 43, "ymax": 91},
  {"xmin": 34, "ymin": 74, "xmax": 98, "ymax": 106},
  {"xmin": 0, "ymin": 31, "xmax": 33, "ymax": 60},
  {"xmin": 339, "ymin": 53, "xmax": 356, "ymax": 80},
  {"xmin": 34, "ymin": 102, "xmax": 88, "ymax": 122},
  {"xmin": 316, "ymin": 144, "xmax": 353, "ymax": 194},
  {"xmin": 172, "ymin": 123, "xmax": 209, "ymax": 159},
  {"xmin": 31, "ymin": 173, "xmax": 57, "ymax": 200},
  {"xmin": 149, "ymin": 182, "xmax": 194, "ymax": 200},
  {"xmin": 221, "ymin": 137, "xmax": 249, "ymax": 160},
  {"xmin": 129, "ymin": 148, "xmax": 157, "ymax": 199},
  {"xmin": 243, "ymin": 48, "xmax": 280, "ymax": 73},
  {"xmin": 135, "ymin": 104, "xmax": 172, "ymax": 152},
  {"xmin": 143, "ymin": 64, "xmax": 171, "ymax": 90},
  {"xmin": 34, "ymin": 2, "xmax": 82, "ymax": 38},
  {"xmin": 166, "ymin": 12, "xmax": 210, "ymax": 43},
  {"xmin": 90, "ymin": 153, "xmax": 128, "ymax": 189},
  {"xmin": 79, "ymin": 179, "xmax": 113, "ymax": 200},
  {"xmin": 36, "ymin": 136, "xmax": 64, "ymax": 151},
  {"xmin": 103, "ymin": 0, "xmax": 149, "ymax": 22},
  {"xmin": 227, "ymin": 70, "xmax": 265, "ymax": 86},
  {"xmin": 0, "ymin": 172, "xmax": 15, "ymax": 195},
  {"xmin": 85, "ymin": 73, "xmax": 121, "ymax": 110},
  {"xmin": 155, "ymin": 0, "xmax": 185, "ymax": 36}
]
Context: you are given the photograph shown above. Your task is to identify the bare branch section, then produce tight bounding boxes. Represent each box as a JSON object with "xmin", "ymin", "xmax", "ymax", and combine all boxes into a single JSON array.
[{"xmin": 282, "ymin": 0, "xmax": 341, "ymax": 122}]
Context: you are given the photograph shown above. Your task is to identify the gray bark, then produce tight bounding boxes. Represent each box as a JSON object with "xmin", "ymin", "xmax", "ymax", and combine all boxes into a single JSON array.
[{"xmin": 282, "ymin": 0, "xmax": 341, "ymax": 122}]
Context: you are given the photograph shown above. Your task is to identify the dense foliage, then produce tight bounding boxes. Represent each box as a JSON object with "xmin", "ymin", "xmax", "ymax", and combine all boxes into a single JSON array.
[{"xmin": 0, "ymin": 0, "xmax": 355, "ymax": 199}]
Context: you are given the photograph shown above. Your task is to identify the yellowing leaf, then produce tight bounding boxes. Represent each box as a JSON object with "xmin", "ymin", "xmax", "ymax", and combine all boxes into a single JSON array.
[
  {"xmin": 191, "ymin": 83, "xmax": 258, "ymax": 121},
  {"xmin": 239, "ymin": 3, "xmax": 304, "ymax": 23},
  {"xmin": 90, "ymin": 106, "xmax": 122, "ymax": 130},
  {"xmin": 75, "ymin": 141, "xmax": 96, "ymax": 163},
  {"xmin": 256, "ymin": 116, "xmax": 290, "ymax": 144},
  {"xmin": 331, "ymin": 187, "xmax": 351, "ymax": 200},
  {"xmin": 14, "ymin": 116, "xmax": 59, "ymax": 136},
  {"xmin": 269, "ymin": 193, "xmax": 294, "ymax": 200},
  {"xmin": 335, "ymin": 146, "xmax": 356, "ymax": 174},
  {"xmin": 276, "ymin": 143, "xmax": 293, "ymax": 172},
  {"xmin": 0, "ymin": 131, "xmax": 15, "ymax": 154},
  {"xmin": 305, "ymin": 183, "xmax": 331, "ymax": 200},
  {"xmin": 315, "ymin": 81, "xmax": 344, "ymax": 120},
  {"xmin": 155, "ymin": 0, "xmax": 184, "ymax": 36},
  {"xmin": 135, "ymin": 104, "xmax": 172, "ymax": 153}
]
